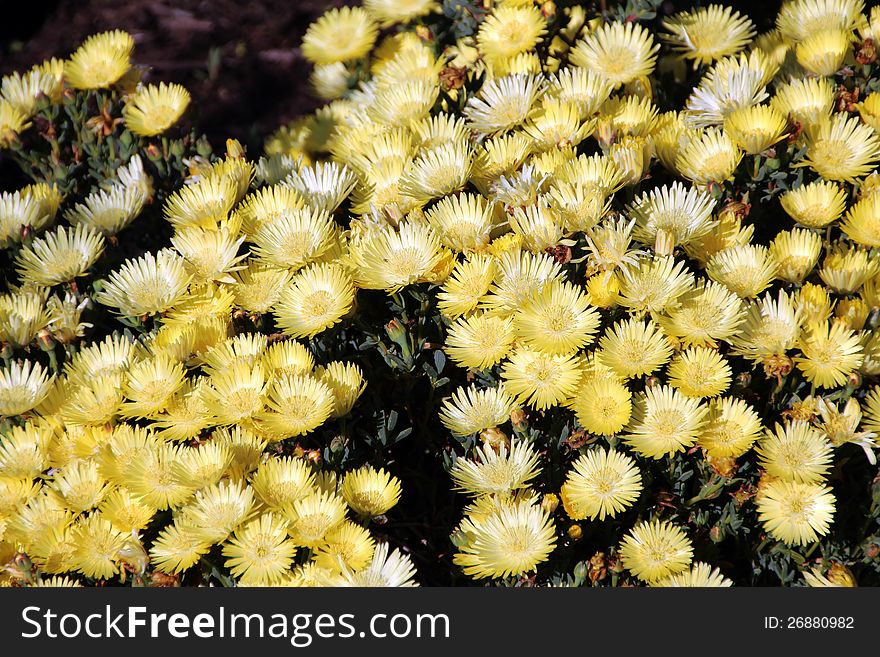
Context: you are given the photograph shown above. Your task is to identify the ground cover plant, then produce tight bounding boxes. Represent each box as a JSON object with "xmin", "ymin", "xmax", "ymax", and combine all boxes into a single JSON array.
[{"xmin": 1, "ymin": 0, "xmax": 880, "ymax": 587}]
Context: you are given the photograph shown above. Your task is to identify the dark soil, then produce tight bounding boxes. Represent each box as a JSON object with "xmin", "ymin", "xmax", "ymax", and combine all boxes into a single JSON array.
[{"xmin": 1, "ymin": 0, "xmax": 357, "ymax": 154}]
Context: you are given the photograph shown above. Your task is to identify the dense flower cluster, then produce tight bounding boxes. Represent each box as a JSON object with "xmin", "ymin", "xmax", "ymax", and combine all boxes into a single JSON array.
[{"xmin": 2, "ymin": 0, "xmax": 880, "ymax": 587}]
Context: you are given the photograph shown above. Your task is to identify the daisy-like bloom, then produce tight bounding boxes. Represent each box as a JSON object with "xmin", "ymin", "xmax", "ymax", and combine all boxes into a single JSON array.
[
  {"xmin": 49, "ymin": 460, "xmax": 110, "ymax": 513},
  {"xmin": 560, "ymin": 449, "xmax": 642, "ymax": 521},
  {"xmin": 513, "ymin": 280, "xmax": 600, "ymax": 356},
  {"xmin": 349, "ymin": 221, "xmax": 447, "ymax": 292},
  {"xmin": 400, "ymin": 141, "xmax": 473, "ymax": 205},
  {"xmin": 730, "ymin": 290, "xmax": 801, "ymax": 363},
  {"xmin": 683, "ymin": 52, "xmax": 772, "ymax": 128},
  {"xmin": 96, "ymin": 249, "xmax": 190, "ymax": 317},
  {"xmin": 251, "ymin": 206, "xmax": 335, "ymax": 271},
  {"xmin": 707, "ymin": 244, "xmax": 779, "ymax": 299},
  {"xmin": 69, "ymin": 513, "xmax": 127, "ymax": 579},
  {"xmin": 667, "ymin": 347, "xmax": 732, "ymax": 399},
  {"xmin": 65, "ymin": 184, "xmax": 146, "ymax": 235},
  {"xmin": 309, "ymin": 62, "xmax": 350, "ymax": 101},
  {"xmin": 757, "ymin": 479, "xmax": 836, "ymax": 546},
  {"xmin": 657, "ymin": 281, "xmax": 745, "ymax": 349},
  {"xmin": 618, "ymin": 256, "xmax": 694, "ymax": 316},
  {"xmin": 60, "ymin": 373, "xmax": 125, "ymax": 427},
  {"xmin": 0, "ymin": 289, "xmax": 51, "ymax": 348},
  {"xmin": 524, "ymin": 98, "xmax": 594, "ymax": 152},
  {"xmin": 201, "ymin": 333, "xmax": 266, "ymax": 375},
  {"xmin": 312, "ymin": 521, "xmax": 376, "ymax": 573},
  {"xmin": 124, "ymin": 443, "xmax": 195, "ymax": 510},
  {"xmin": 698, "ymin": 397, "xmax": 764, "ymax": 458},
  {"xmin": 857, "ymin": 93, "xmax": 880, "ymax": 133},
  {"xmin": 470, "ymin": 133, "xmax": 533, "ymax": 191},
  {"xmin": 651, "ymin": 561, "xmax": 733, "ymax": 587},
  {"xmin": 815, "ymin": 397, "xmax": 877, "ymax": 464},
  {"xmin": 341, "ymin": 465, "xmax": 402, "ymax": 517},
  {"xmin": 607, "ymin": 135, "xmax": 653, "ymax": 187},
  {"xmin": 261, "ymin": 340, "xmax": 314, "ymax": 379},
  {"xmin": 31, "ymin": 576, "xmax": 83, "ymax": 588},
  {"xmin": 258, "ymin": 373, "xmax": 334, "ymax": 440},
  {"xmin": 438, "ymin": 384, "xmax": 517, "ymax": 437},
  {"xmin": 122, "ymin": 82, "xmax": 190, "ymax": 137},
  {"xmin": 794, "ymin": 321, "xmax": 864, "ymax": 388},
  {"xmin": 463, "ymin": 73, "xmax": 546, "ymax": 136},
  {"xmin": 149, "ymin": 522, "xmax": 212, "ymax": 574},
  {"xmin": 301, "ymin": 7, "xmax": 378, "ymax": 65},
  {"xmin": 619, "ymin": 519, "xmax": 693, "ymax": 583},
  {"xmin": 545, "ymin": 181, "xmax": 610, "ymax": 233},
  {"xmin": 272, "ymin": 263, "xmax": 355, "ymax": 339},
  {"xmin": 801, "ymin": 113, "xmax": 880, "ymax": 182},
  {"xmin": 570, "ymin": 20, "xmax": 659, "ymax": 87},
  {"xmin": 368, "ymin": 79, "xmax": 439, "ymax": 128},
  {"xmin": 314, "ymin": 361, "xmax": 366, "ymax": 418},
  {"xmin": 779, "ymin": 180, "xmax": 847, "ymax": 229},
  {"xmin": 1, "ymin": 58, "xmax": 64, "ymax": 115},
  {"xmin": 437, "ymin": 255, "xmax": 496, "ymax": 319},
  {"xmin": 557, "ymin": 152, "xmax": 626, "ymax": 196},
  {"xmin": 364, "ymin": 0, "xmax": 439, "ymax": 28},
  {"xmin": 500, "ymin": 348, "xmax": 582, "ymax": 410},
  {"xmin": 481, "ymin": 249, "xmax": 564, "ymax": 317},
  {"xmin": 842, "ymin": 195, "xmax": 880, "ymax": 247},
  {"xmin": 769, "ymin": 228, "xmax": 822, "ymax": 283},
  {"xmin": 835, "ymin": 296, "xmax": 869, "ymax": 331},
  {"xmin": 176, "ymin": 442, "xmax": 233, "ymax": 490},
  {"xmin": 0, "ymin": 100, "xmax": 30, "ymax": 147},
  {"xmin": 171, "ymin": 225, "xmax": 247, "ymax": 285},
  {"xmin": 546, "ymin": 67, "xmax": 613, "ymax": 120},
  {"xmin": 723, "ymin": 104, "xmax": 788, "ymax": 155},
  {"xmin": 283, "ymin": 490, "xmax": 348, "ymax": 548},
  {"xmin": 676, "ymin": 128, "xmax": 743, "ymax": 185},
  {"xmin": 756, "ymin": 421, "xmax": 834, "ymax": 484},
  {"xmin": 425, "ymin": 193, "xmax": 494, "ymax": 253},
  {"xmin": 628, "ymin": 182, "xmax": 716, "ymax": 255},
  {"xmin": 15, "ymin": 223, "xmax": 105, "ymax": 287},
  {"xmin": 286, "ymin": 161, "xmax": 358, "ymax": 214},
  {"xmin": 250, "ymin": 456, "xmax": 316, "ymax": 509},
  {"xmin": 776, "ymin": 0, "xmax": 864, "ymax": 43},
  {"xmin": 508, "ymin": 201, "xmax": 564, "ymax": 253},
  {"xmin": 660, "ymin": 4, "xmax": 755, "ymax": 67},
  {"xmin": 597, "ymin": 317, "xmax": 673, "ymax": 380},
  {"xmin": 119, "ymin": 354, "xmax": 186, "ymax": 420},
  {"xmin": 595, "ymin": 94, "xmax": 659, "ymax": 145},
  {"xmin": 229, "ymin": 261, "xmax": 291, "ymax": 314},
  {"xmin": 802, "ymin": 562, "xmax": 857, "ymax": 587},
  {"xmin": 683, "ymin": 209, "xmax": 754, "ymax": 266},
  {"xmin": 796, "ymin": 28, "xmax": 849, "ymax": 76},
  {"xmin": 236, "ymin": 184, "xmax": 306, "ymax": 237},
  {"xmin": 223, "ymin": 513, "xmax": 298, "ymax": 585},
  {"xmin": 450, "ymin": 439, "xmax": 540, "ymax": 498},
  {"xmin": 453, "ymin": 496, "xmax": 556, "ymax": 580},
  {"xmin": 0, "ymin": 360, "xmax": 54, "ymax": 417},
  {"xmin": 331, "ymin": 541, "xmax": 419, "ymax": 587},
  {"xmin": 64, "ymin": 30, "xmax": 134, "ymax": 90},
  {"xmin": 476, "ymin": 5, "xmax": 547, "ymax": 67},
  {"xmin": 771, "ymin": 76, "xmax": 834, "ymax": 128},
  {"xmin": 570, "ymin": 376, "xmax": 632, "ymax": 436},
  {"xmin": 819, "ymin": 246, "xmax": 880, "ymax": 294},
  {"xmin": 582, "ymin": 217, "xmax": 642, "ymax": 274},
  {"xmin": 625, "ymin": 385, "xmax": 707, "ymax": 459},
  {"xmin": 164, "ymin": 175, "xmax": 239, "ymax": 230},
  {"xmin": 445, "ymin": 313, "xmax": 516, "ymax": 370},
  {"xmin": 179, "ymin": 479, "xmax": 256, "ymax": 543}
]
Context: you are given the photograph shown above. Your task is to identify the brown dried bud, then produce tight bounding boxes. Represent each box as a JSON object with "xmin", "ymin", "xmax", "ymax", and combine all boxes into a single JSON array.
[
  {"xmin": 150, "ymin": 571, "xmax": 181, "ymax": 587},
  {"xmin": 480, "ymin": 426, "xmax": 509, "ymax": 451},
  {"xmin": 706, "ymin": 453, "xmax": 737, "ymax": 478},
  {"xmin": 856, "ymin": 39, "xmax": 877, "ymax": 65},
  {"xmin": 439, "ymin": 65, "xmax": 467, "ymax": 92},
  {"xmin": 709, "ymin": 526, "xmax": 723, "ymax": 543},
  {"xmin": 546, "ymin": 244, "xmax": 572, "ymax": 264},
  {"xmin": 847, "ymin": 371, "xmax": 862, "ymax": 388},
  {"xmin": 510, "ymin": 407, "xmax": 527, "ymax": 428},
  {"xmin": 835, "ymin": 84, "xmax": 860, "ymax": 113},
  {"xmin": 588, "ymin": 551, "xmax": 607, "ymax": 583},
  {"xmin": 565, "ymin": 428, "xmax": 590, "ymax": 450},
  {"xmin": 865, "ymin": 542, "xmax": 880, "ymax": 559}
]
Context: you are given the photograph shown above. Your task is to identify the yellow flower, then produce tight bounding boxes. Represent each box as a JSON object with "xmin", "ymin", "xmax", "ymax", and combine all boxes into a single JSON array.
[
  {"xmin": 481, "ymin": 249, "xmax": 563, "ymax": 316},
  {"xmin": 769, "ymin": 228, "xmax": 822, "ymax": 283},
  {"xmin": 258, "ymin": 373, "xmax": 334, "ymax": 440},
  {"xmin": 501, "ymin": 347, "xmax": 582, "ymax": 410},
  {"xmin": 69, "ymin": 513, "xmax": 127, "ymax": 579},
  {"xmin": 618, "ymin": 256, "xmax": 694, "ymax": 315},
  {"xmin": 570, "ymin": 20, "xmax": 659, "ymax": 87},
  {"xmin": 50, "ymin": 460, "xmax": 110, "ymax": 513},
  {"xmin": 842, "ymin": 194, "xmax": 880, "ymax": 247},
  {"xmin": 676, "ymin": 128, "xmax": 743, "ymax": 185},
  {"xmin": 818, "ymin": 246, "xmax": 880, "ymax": 294},
  {"xmin": 250, "ymin": 456, "xmax": 315, "ymax": 509},
  {"xmin": 453, "ymin": 496, "xmax": 556, "ymax": 579},
  {"xmin": 342, "ymin": 465, "xmax": 402, "ymax": 517},
  {"xmin": 438, "ymin": 255, "xmax": 496, "ymax": 319},
  {"xmin": 723, "ymin": 104, "xmax": 788, "ymax": 155},
  {"xmin": 772, "ymin": 76, "xmax": 835, "ymax": 127},
  {"xmin": 400, "ymin": 141, "xmax": 473, "ymax": 204},
  {"xmin": 450, "ymin": 439, "xmax": 540, "ymax": 497},
  {"xmin": 364, "ymin": 0, "xmax": 439, "ymax": 27},
  {"xmin": 64, "ymin": 30, "xmax": 134, "ymax": 90},
  {"xmin": 463, "ymin": 73, "xmax": 546, "ymax": 136},
  {"xmin": 229, "ymin": 261, "xmax": 291, "ymax": 314},
  {"xmin": 597, "ymin": 317, "xmax": 673, "ymax": 380},
  {"xmin": 0, "ymin": 360, "xmax": 54, "ymax": 417},
  {"xmin": 424, "ymin": 192, "xmax": 494, "ymax": 252},
  {"xmin": 857, "ymin": 92, "xmax": 880, "ymax": 132},
  {"xmin": 706, "ymin": 244, "xmax": 779, "ymax": 299},
  {"xmin": 651, "ymin": 561, "xmax": 732, "ymax": 587},
  {"xmin": 476, "ymin": 5, "xmax": 547, "ymax": 67},
  {"xmin": 619, "ymin": 519, "xmax": 693, "ymax": 583},
  {"xmin": 438, "ymin": 384, "xmax": 518, "ymax": 437},
  {"xmin": 730, "ymin": 290, "xmax": 801, "ymax": 363},
  {"xmin": 660, "ymin": 4, "xmax": 755, "ymax": 66},
  {"xmin": 96, "ymin": 248, "xmax": 190, "ymax": 317},
  {"xmin": 625, "ymin": 384, "xmax": 708, "ymax": 459},
  {"xmin": 570, "ymin": 376, "xmax": 632, "ymax": 436},
  {"xmin": 273, "ymin": 263, "xmax": 355, "ymax": 338},
  {"xmin": 796, "ymin": 28, "xmax": 849, "ymax": 76},
  {"xmin": 283, "ymin": 490, "xmax": 348, "ymax": 548},
  {"xmin": 15, "ymin": 223, "xmax": 105, "ymax": 287},
  {"xmin": 0, "ymin": 100, "xmax": 30, "ymax": 147},
  {"xmin": 756, "ymin": 421, "xmax": 834, "ymax": 484},
  {"xmin": 794, "ymin": 321, "xmax": 864, "ymax": 388},
  {"xmin": 301, "ymin": 7, "xmax": 379, "ymax": 65},
  {"xmin": 776, "ymin": 0, "xmax": 863, "ymax": 43},
  {"xmin": 124, "ymin": 443, "xmax": 195, "ymax": 510},
  {"xmin": 757, "ymin": 479, "xmax": 835, "ymax": 546},
  {"xmin": 349, "ymin": 221, "xmax": 447, "ymax": 292},
  {"xmin": 149, "ymin": 522, "xmax": 211, "ymax": 574},
  {"xmin": 329, "ymin": 541, "xmax": 419, "ymax": 587},
  {"xmin": 628, "ymin": 182, "xmax": 717, "ymax": 255},
  {"xmin": 312, "ymin": 521, "xmax": 377, "ymax": 573},
  {"xmin": 445, "ymin": 313, "xmax": 516, "ymax": 370},
  {"xmin": 223, "ymin": 513, "xmax": 298, "ymax": 585},
  {"xmin": 513, "ymin": 280, "xmax": 600, "ymax": 356},
  {"xmin": 801, "ymin": 113, "xmax": 880, "ymax": 182},
  {"xmin": 656, "ymin": 280, "xmax": 745, "ymax": 348},
  {"xmin": 667, "ymin": 347, "xmax": 732, "ymax": 398},
  {"xmin": 698, "ymin": 397, "xmax": 764, "ymax": 458},
  {"xmin": 122, "ymin": 82, "xmax": 190, "ymax": 136},
  {"xmin": 315, "ymin": 361, "xmax": 367, "ymax": 418},
  {"xmin": 547, "ymin": 67, "xmax": 613, "ymax": 120},
  {"xmin": 560, "ymin": 449, "xmax": 642, "ymax": 521}
]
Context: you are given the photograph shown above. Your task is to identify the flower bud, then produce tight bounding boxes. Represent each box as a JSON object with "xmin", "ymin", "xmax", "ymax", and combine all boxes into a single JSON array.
[
  {"xmin": 541, "ymin": 493, "xmax": 559, "ymax": 515},
  {"xmin": 567, "ymin": 523, "xmax": 583, "ymax": 541}
]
